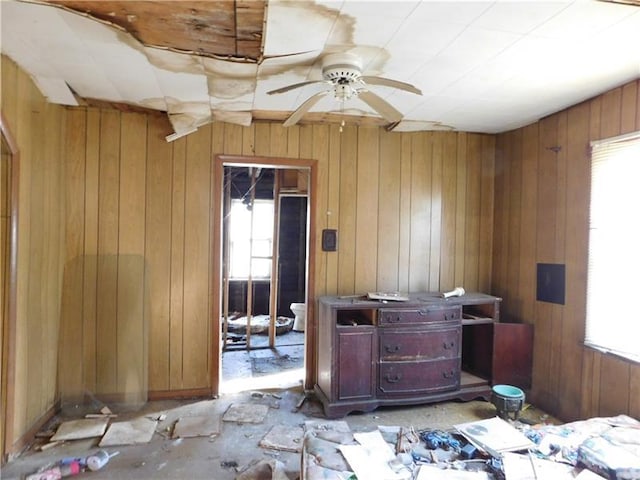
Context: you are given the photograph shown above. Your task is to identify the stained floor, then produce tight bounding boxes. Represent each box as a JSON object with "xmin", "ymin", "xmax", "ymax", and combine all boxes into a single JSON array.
[{"xmin": 1, "ymin": 333, "xmax": 553, "ymax": 480}]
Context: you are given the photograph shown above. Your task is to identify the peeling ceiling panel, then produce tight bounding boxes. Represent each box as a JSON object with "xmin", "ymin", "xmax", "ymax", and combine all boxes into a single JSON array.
[
  {"xmin": 59, "ymin": 9, "xmax": 166, "ymax": 106},
  {"xmin": 1, "ymin": 0, "xmax": 123, "ymax": 100},
  {"xmin": 32, "ymin": 76, "xmax": 78, "ymax": 105},
  {"xmin": 2, "ymin": 0, "xmax": 639, "ymax": 136}
]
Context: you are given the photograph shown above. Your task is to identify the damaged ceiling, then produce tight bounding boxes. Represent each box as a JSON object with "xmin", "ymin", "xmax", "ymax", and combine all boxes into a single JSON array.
[{"xmin": 1, "ymin": 0, "xmax": 639, "ymax": 140}]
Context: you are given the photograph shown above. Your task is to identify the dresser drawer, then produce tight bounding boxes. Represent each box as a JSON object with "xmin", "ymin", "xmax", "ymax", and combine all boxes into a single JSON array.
[
  {"xmin": 378, "ymin": 358, "xmax": 460, "ymax": 395},
  {"xmin": 379, "ymin": 326, "xmax": 461, "ymax": 361},
  {"xmin": 378, "ymin": 306, "xmax": 460, "ymax": 326}
]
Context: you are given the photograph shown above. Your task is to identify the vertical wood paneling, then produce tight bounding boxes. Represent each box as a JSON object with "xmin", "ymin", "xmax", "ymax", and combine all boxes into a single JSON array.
[
  {"xmin": 354, "ymin": 127, "xmax": 379, "ymax": 293},
  {"xmin": 377, "ymin": 130, "xmax": 401, "ymax": 291},
  {"xmin": 117, "ymin": 113, "xmax": 148, "ymax": 402},
  {"xmin": 454, "ymin": 133, "xmax": 468, "ymax": 287},
  {"xmin": 478, "ymin": 135, "xmax": 494, "ymax": 294},
  {"xmin": 558, "ymin": 101, "xmax": 590, "ymax": 421},
  {"xmin": 82, "ymin": 109, "xmax": 100, "ymax": 393},
  {"xmin": 325, "ymin": 125, "xmax": 341, "ymax": 295},
  {"xmin": 145, "ymin": 115, "xmax": 173, "ymax": 391},
  {"xmin": 440, "ymin": 133, "xmax": 457, "ymax": 290},
  {"xmin": 182, "ymin": 126, "xmax": 212, "ymax": 388},
  {"xmin": 2, "ymin": 56, "xmax": 66, "ymax": 451},
  {"xmin": 409, "ymin": 133, "xmax": 429, "ymax": 291},
  {"xmin": 463, "ymin": 135, "xmax": 481, "ymax": 291},
  {"xmin": 494, "ymin": 79, "xmax": 640, "ymax": 422},
  {"xmin": 49, "ymin": 108, "xmax": 496, "ymax": 403},
  {"xmin": 169, "ymin": 137, "xmax": 186, "ymax": 390},
  {"xmin": 96, "ymin": 110, "xmax": 120, "ymax": 394},
  {"xmin": 398, "ymin": 135, "xmax": 412, "ymax": 292},
  {"xmin": 337, "ymin": 126, "xmax": 357, "ymax": 295},
  {"xmin": 429, "ymin": 134, "xmax": 442, "ymax": 291},
  {"xmin": 59, "ymin": 108, "xmax": 86, "ymax": 403},
  {"xmin": 504, "ymin": 130, "xmax": 522, "ymax": 317},
  {"xmin": 312, "ymin": 125, "xmax": 329, "ymax": 297}
]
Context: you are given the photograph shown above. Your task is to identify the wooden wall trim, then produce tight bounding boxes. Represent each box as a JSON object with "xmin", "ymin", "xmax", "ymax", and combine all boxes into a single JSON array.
[
  {"xmin": 212, "ymin": 154, "xmax": 318, "ymax": 394},
  {"xmin": 0, "ymin": 111, "xmax": 20, "ymax": 461}
]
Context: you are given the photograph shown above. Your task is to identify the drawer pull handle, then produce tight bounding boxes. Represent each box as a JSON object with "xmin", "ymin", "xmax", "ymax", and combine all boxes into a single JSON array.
[
  {"xmin": 387, "ymin": 316, "xmax": 401, "ymax": 323},
  {"xmin": 418, "ymin": 309, "xmax": 430, "ymax": 316},
  {"xmin": 385, "ymin": 374, "xmax": 402, "ymax": 383},
  {"xmin": 385, "ymin": 345, "xmax": 400, "ymax": 353},
  {"xmin": 442, "ymin": 370, "xmax": 456, "ymax": 379},
  {"xmin": 443, "ymin": 341, "xmax": 455, "ymax": 349}
]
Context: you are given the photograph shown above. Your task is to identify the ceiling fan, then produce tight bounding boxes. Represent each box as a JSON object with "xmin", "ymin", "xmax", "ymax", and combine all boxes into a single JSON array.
[{"xmin": 267, "ymin": 52, "xmax": 422, "ymax": 127}]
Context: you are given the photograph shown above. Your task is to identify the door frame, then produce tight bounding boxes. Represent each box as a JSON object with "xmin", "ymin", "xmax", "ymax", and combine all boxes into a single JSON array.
[
  {"xmin": 211, "ymin": 155, "xmax": 317, "ymax": 396},
  {"xmin": 1, "ymin": 112, "xmax": 19, "ymax": 461}
]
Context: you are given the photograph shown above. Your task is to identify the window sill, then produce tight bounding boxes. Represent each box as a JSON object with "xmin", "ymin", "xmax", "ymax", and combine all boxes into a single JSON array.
[{"xmin": 584, "ymin": 343, "xmax": 640, "ymax": 366}]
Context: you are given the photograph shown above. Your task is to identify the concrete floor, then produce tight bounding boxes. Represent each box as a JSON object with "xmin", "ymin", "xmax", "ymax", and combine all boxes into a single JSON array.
[{"xmin": 1, "ymin": 332, "xmax": 553, "ymax": 480}]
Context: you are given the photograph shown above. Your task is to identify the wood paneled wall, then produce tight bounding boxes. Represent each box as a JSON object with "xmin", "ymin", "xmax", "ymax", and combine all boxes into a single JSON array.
[
  {"xmin": 60, "ymin": 111, "xmax": 495, "ymax": 397},
  {"xmin": 1, "ymin": 56, "xmax": 66, "ymax": 452},
  {"xmin": 493, "ymin": 79, "xmax": 640, "ymax": 421}
]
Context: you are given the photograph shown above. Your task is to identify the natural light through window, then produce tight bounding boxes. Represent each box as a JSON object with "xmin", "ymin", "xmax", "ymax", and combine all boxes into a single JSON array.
[
  {"xmin": 229, "ymin": 198, "xmax": 274, "ymax": 279},
  {"xmin": 586, "ymin": 132, "xmax": 640, "ymax": 363}
]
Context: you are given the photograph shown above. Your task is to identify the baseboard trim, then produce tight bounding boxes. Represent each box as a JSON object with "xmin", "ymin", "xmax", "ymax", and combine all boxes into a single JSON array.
[
  {"xmin": 6, "ymin": 400, "xmax": 60, "ymax": 461},
  {"xmin": 148, "ymin": 388, "xmax": 214, "ymax": 401}
]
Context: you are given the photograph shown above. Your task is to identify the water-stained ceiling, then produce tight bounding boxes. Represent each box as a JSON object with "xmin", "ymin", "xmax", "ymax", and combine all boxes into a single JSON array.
[{"xmin": 1, "ymin": 0, "xmax": 639, "ymax": 141}]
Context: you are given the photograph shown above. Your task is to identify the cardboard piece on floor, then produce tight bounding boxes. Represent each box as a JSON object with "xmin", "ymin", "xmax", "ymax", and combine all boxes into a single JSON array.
[
  {"xmin": 99, "ymin": 417, "xmax": 157, "ymax": 446},
  {"xmin": 222, "ymin": 403, "xmax": 269, "ymax": 423},
  {"xmin": 173, "ymin": 415, "xmax": 222, "ymax": 438},
  {"xmin": 259, "ymin": 425, "xmax": 304, "ymax": 452},
  {"xmin": 51, "ymin": 417, "xmax": 110, "ymax": 441},
  {"xmin": 235, "ymin": 459, "xmax": 289, "ymax": 480},
  {"xmin": 502, "ymin": 452, "xmax": 575, "ymax": 479}
]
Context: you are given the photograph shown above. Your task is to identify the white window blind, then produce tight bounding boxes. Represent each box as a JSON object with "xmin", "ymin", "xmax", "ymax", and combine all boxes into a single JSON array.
[{"xmin": 585, "ymin": 131, "xmax": 640, "ymax": 362}]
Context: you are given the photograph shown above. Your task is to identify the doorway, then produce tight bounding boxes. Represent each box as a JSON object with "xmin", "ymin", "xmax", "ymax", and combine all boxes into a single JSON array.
[
  {"xmin": 1, "ymin": 114, "xmax": 18, "ymax": 461},
  {"xmin": 217, "ymin": 160, "xmax": 311, "ymax": 394}
]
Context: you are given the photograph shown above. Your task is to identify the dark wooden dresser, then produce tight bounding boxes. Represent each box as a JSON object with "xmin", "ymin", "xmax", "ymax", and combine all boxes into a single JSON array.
[{"xmin": 315, "ymin": 292, "xmax": 532, "ymax": 418}]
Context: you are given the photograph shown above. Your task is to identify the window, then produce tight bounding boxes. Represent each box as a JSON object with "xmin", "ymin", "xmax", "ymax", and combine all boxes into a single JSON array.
[
  {"xmin": 586, "ymin": 132, "xmax": 640, "ymax": 362},
  {"xmin": 228, "ymin": 198, "xmax": 274, "ymax": 279}
]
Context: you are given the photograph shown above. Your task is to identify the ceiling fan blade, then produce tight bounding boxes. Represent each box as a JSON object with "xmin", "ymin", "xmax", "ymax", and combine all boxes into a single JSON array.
[
  {"xmin": 358, "ymin": 90, "xmax": 403, "ymax": 123},
  {"xmin": 361, "ymin": 76, "xmax": 423, "ymax": 95},
  {"xmin": 283, "ymin": 90, "xmax": 330, "ymax": 127},
  {"xmin": 267, "ymin": 80, "xmax": 325, "ymax": 95}
]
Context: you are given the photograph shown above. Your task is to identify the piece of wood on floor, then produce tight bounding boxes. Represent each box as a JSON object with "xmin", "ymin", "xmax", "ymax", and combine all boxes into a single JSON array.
[
  {"xmin": 99, "ymin": 417, "xmax": 157, "ymax": 447},
  {"xmin": 172, "ymin": 415, "xmax": 222, "ymax": 438},
  {"xmin": 50, "ymin": 417, "xmax": 110, "ymax": 441},
  {"xmin": 222, "ymin": 403, "xmax": 269, "ymax": 424},
  {"xmin": 259, "ymin": 425, "xmax": 304, "ymax": 452}
]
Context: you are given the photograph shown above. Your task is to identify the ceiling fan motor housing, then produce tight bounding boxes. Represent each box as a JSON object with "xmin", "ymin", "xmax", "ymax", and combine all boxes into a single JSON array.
[{"xmin": 321, "ymin": 52, "xmax": 363, "ymax": 84}]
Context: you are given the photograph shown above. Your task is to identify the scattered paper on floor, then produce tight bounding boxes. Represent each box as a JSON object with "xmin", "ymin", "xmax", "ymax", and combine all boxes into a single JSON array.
[
  {"xmin": 99, "ymin": 417, "xmax": 157, "ymax": 446},
  {"xmin": 339, "ymin": 430, "xmax": 409, "ymax": 480},
  {"xmin": 222, "ymin": 403, "xmax": 269, "ymax": 423},
  {"xmin": 51, "ymin": 418, "xmax": 110, "ymax": 441}
]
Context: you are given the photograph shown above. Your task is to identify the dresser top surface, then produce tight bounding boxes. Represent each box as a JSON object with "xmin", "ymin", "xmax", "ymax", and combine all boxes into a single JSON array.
[{"xmin": 319, "ymin": 292, "xmax": 501, "ymax": 309}]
